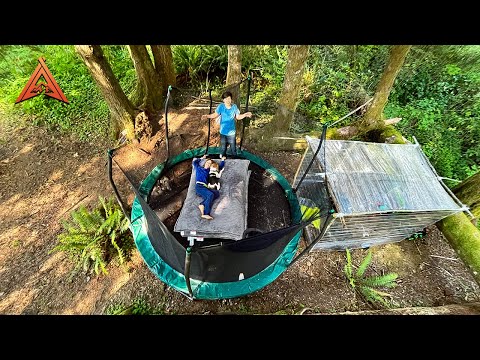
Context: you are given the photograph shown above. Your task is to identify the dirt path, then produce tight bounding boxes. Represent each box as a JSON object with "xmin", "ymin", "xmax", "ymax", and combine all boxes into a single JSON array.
[{"xmin": 1, "ymin": 113, "xmax": 479, "ymax": 315}]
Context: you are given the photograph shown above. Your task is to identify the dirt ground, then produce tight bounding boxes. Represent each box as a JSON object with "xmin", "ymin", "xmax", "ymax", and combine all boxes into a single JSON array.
[{"xmin": 1, "ymin": 105, "xmax": 480, "ymax": 315}]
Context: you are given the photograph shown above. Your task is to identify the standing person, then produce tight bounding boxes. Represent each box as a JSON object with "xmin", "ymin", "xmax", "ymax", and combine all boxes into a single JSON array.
[
  {"xmin": 193, "ymin": 154, "xmax": 226, "ymax": 220},
  {"xmin": 201, "ymin": 91, "xmax": 253, "ymax": 158}
]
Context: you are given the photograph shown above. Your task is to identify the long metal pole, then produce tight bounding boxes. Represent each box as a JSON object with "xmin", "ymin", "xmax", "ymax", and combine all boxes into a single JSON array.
[
  {"xmin": 239, "ymin": 73, "xmax": 251, "ymax": 150},
  {"xmin": 205, "ymin": 89, "xmax": 212, "ymax": 155},
  {"xmin": 184, "ymin": 247, "xmax": 194, "ymax": 299},
  {"xmin": 164, "ymin": 85, "xmax": 172, "ymax": 161},
  {"xmin": 293, "ymin": 124, "xmax": 327, "ymax": 192},
  {"xmin": 107, "ymin": 149, "xmax": 131, "ymax": 220}
]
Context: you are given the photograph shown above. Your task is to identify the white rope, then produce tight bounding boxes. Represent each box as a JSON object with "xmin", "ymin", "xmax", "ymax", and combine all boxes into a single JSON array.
[{"xmin": 329, "ymin": 97, "xmax": 374, "ymax": 128}]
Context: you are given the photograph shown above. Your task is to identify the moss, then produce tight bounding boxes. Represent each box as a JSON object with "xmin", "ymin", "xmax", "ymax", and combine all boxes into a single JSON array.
[
  {"xmin": 438, "ymin": 212, "xmax": 480, "ymax": 285},
  {"xmin": 380, "ymin": 125, "xmax": 406, "ymax": 144},
  {"xmin": 453, "ymin": 173, "xmax": 480, "ymax": 219},
  {"xmin": 366, "ymin": 125, "xmax": 405, "ymax": 144},
  {"xmin": 326, "ymin": 127, "xmax": 337, "ymax": 140}
]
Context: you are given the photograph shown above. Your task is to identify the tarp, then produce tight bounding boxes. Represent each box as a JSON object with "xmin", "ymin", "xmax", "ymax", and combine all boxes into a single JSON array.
[{"xmin": 305, "ymin": 136, "xmax": 462, "ymax": 214}]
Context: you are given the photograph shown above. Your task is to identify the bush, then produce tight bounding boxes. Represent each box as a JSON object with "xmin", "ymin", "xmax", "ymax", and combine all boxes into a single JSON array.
[
  {"xmin": 344, "ymin": 249, "xmax": 398, "ymax": 308},
  {"xmin": 52, "ymin": 196, "xmax": 134, "ymax": 277}
]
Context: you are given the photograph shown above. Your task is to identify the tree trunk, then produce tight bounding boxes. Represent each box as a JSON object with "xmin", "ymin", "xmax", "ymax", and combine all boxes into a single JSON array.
[
  {"xmin": 274, "ymin": 45, "xmax": 309, "ymax": 133},
  {"xmin": 349, "ymin": 45, "xmax": 358, "ymax": 71},
  {"xmin": 127, "ymin": 45, "xmax": 164, "ymax": 119},
  {"xmin": 226, "ymin": 45, "xmax": 243, "ymax": 109},
  {"xmin": 453, "ymin": 172, "xmax": 480, "ymax": 223},
  {"xmin": 438, "ymin": 171, "xmax": 480, "ymax": 285},
  {"xmin": 437, "ymin": 212, "xmax": 480, "ymax": 286},
  {"xmin": 151, "ymin": 45, "xmax": 176, "ymax": 100},
  {"xmin": 74, "ymin": 45, "xmax": 136, "ymax": 140},
  {"xmin": 247, "ymin": 45, "xmax": 309, "ymax": 151},
  {"xmin": 360, "ymin": 45, "xmax": 411, "ymax": 131},
  {"xmin": 332, "ymin": 302, "xmax": 480, "ymax": 315}
]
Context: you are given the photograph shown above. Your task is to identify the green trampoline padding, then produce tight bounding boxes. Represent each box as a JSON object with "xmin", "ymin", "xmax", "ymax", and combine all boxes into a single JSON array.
[{"xmin": 130, "ymin": 147, "xmax": 302, "ymax": 299}]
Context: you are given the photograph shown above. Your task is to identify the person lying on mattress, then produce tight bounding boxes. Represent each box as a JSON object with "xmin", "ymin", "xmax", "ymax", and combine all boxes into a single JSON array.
[
  {"xmin": 193, "ymin": 154, "xmax": 226, "ymax": 220},
  {"xmin": 207, "ymin": 160, "xmax": 224, "ymax": 191}
]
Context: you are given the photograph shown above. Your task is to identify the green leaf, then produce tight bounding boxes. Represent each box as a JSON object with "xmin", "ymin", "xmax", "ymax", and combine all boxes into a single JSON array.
[
  {"xmin": 360, "ymin": 286, "xmax": 392, "ymax": 308},
  {"xmin": 355, "ymin": 250, "xmax": 372, "ymax": 278},
  {"xmin": 52, "ymin": 196, "xmax": 132, "ymax": 278},
  {"xmin": 344, "ymin": 249, "xmax": 353, "ymax": 279},
  {"xmin": 361, "ymin": 273, "xmax": 398, "ymax": 288}
]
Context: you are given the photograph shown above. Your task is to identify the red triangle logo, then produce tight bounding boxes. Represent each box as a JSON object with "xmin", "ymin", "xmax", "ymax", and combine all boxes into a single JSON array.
[{"xmin": 15, "ymin": 57, "xmax": 69, "ymax": 104}]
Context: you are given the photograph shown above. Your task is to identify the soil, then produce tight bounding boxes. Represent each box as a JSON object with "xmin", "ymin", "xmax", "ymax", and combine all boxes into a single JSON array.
[{"xmin": 1, "ymin": 104, "xmax": 480, "ymax": 315}]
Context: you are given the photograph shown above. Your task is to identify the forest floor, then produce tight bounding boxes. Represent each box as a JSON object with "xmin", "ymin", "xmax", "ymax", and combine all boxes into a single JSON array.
[{"xmin": 1, "ymin": 105, "xmax": 480, "ymax": 316}]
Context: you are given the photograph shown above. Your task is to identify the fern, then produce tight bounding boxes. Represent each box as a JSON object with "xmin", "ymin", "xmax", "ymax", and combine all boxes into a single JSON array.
[
  {"xmin": 355, "ymin": 249, "xmax": 372, "ymax": 278},
  {"xmin": 361, "ymin": 273, "xmax": 398, "ymax": 288},
  {"xmin": 52, "ymin": 196, "xmax": 134, "ymax": 278},
  {"xmin": 344, "ymin": 249, "xmax": 354, "ymax": 287},
  {"xmin": 359, "ymin": 287, "xmax": 392, "ymax": 308},
  {"xmin": 106, "ymin": 297, "xmax": 166, "ymax": 315},
  {"xmin": 344, "ymin": 249, "xmax": 399, "ymax": 309}
]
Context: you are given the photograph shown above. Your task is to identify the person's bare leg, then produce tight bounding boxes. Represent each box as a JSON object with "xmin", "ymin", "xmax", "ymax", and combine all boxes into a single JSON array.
[{"xmin": 199, "ymin": 204, "xmax": 213, "ymax": 219}]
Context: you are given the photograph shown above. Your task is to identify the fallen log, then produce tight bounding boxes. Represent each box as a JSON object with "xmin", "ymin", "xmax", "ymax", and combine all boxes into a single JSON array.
[{"xmin": 329, "ymin": 302, "xmax": 480, "ymax": 315}]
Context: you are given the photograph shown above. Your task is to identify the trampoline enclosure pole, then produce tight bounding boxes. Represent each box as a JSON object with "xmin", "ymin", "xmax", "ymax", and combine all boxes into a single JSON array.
[
  {"xmin": 164, "ymin": 85, "xmax": 172, "ymax": 161},
  {"xmin": 184, "ymin": 247, "xmax": 194, "ymax": 299},
  {"xmin": 205, "ymin": 89, "xmax": 212, "ymax": 155},
  {"xmin": 107, "ymin": 150, "xmax": 131, "ymax": 220},
  {"xmin": 239, "ymin": 73, "xmax": 251, "ymax": 150}
]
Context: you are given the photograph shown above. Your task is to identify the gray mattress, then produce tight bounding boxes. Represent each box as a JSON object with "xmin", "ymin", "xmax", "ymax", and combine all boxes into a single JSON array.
[{"xmin": 174, "ymin": 158, "xmax": 251, "ymax": 240}]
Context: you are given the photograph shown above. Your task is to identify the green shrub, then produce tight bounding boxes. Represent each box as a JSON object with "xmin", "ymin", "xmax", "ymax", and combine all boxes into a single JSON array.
[
  {"xmin": 0, "ymin": 45, "xmax": 136, "ymax": 141},
  {"xmin": 344, "ymin": 249, "xmax": 398, "ymax": 308},
  {"xmin": 172, "ymin": 45, "xmax": 228, "ymax": 89},
  {"xmin": 52, "ymin": 196, "xmax": 134, "ymax": 277},
  {"xmin": 105, "ymin": 297, "xmax": 167, "ymax": 315}
]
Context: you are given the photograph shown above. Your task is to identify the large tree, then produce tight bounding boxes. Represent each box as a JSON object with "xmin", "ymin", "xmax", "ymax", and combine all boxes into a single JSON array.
[
  {"xmin": 360, "ymin": 45, "xmax": 411, "ymax": 132},
  {"xmin": 74, "ymin": 45, "xmax": 136, "ymax": 140},
  {"xmin": 247, "ymin": 45, "xmax": 309, "ymax": 151},
  {"xmin": 127, "ymin": 45, "xmax": 164, "ymax": 119},
  {"xmin": 330, "ymin": 45, "xmax": 412, "ymax": 143},
  {"xmin": 151, "ymin": 45, "xmax": 176, "ymax": 99},
  {"xmin": 226, "ymin": 45, "xmax": 243, "ymax": 109},
  {"xmin": 438, "ymin": 211, "xmax": 480, "ymax": 286},
  {"xmin": 127, "ymin": 45, "xmax": 177, "ymax": 146},
  {"xmin": 274, "ymin": 45, "xmax": 310, "ymax": 133}
]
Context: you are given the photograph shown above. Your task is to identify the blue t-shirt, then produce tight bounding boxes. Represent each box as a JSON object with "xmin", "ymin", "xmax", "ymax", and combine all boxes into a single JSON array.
[{"xmin": 215, "ymin": 103, "xmax": 240, "ymax": 136}]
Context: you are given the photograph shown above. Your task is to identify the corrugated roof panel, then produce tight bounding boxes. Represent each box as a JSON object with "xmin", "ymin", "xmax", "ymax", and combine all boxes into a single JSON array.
[{"xmin": 306, "ymin": 137, "xmax": 462, "ymax": 214}]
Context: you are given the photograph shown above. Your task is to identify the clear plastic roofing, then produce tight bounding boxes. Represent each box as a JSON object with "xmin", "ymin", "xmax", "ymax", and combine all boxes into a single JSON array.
[
  {"xmin": 306, "ymin": 137, "xmax": 462, "ymax": 215},
  {"xmin": 292, "ymin": 136, "xmax": 466, "ymax": 250}
]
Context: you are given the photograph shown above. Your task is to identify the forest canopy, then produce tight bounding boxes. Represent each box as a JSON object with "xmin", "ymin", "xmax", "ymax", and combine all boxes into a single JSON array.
[{"xmin": 0, "ymin": 45, "xmax": 479, "ymax": 183}]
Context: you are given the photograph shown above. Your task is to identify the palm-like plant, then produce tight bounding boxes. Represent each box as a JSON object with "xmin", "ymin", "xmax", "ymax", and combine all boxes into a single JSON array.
[
  {"xmin": 344, "ymin": 249, "xmax": 398, "ymax": 308},
  {"xmin": 52, "ymin": 196, "xmax": 133, "ymax": 277}
]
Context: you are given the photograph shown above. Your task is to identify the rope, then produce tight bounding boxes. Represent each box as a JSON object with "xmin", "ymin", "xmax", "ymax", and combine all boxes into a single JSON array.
[{"xmin": 329, "ymin": 97, "xmax": 373, "ymax": 128}]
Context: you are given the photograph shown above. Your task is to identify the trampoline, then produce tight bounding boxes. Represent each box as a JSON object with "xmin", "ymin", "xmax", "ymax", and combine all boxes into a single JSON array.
[{"xmin": 108, "ymin": 80, "xmax": 326, "ymax": 300}]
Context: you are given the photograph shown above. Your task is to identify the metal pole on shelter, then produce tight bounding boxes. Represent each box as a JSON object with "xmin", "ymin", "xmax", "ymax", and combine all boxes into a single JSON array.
[{"xmin": 293, "ymin": 124, "xmax": 328, "ymax": 192}]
